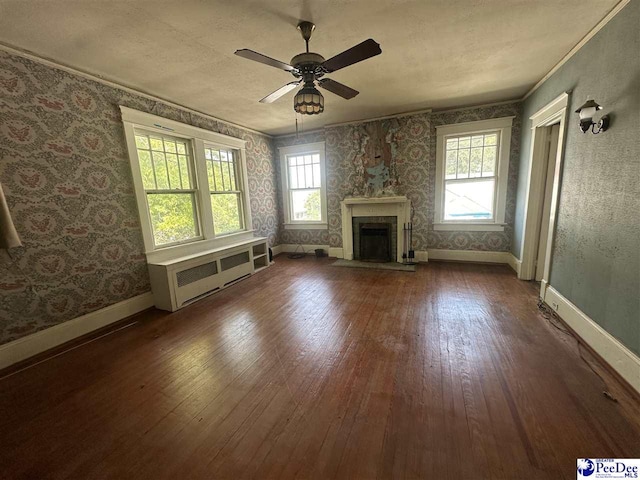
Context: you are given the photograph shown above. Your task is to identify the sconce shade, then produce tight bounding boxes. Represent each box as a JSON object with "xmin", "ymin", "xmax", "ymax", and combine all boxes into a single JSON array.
[
  {"xmin": 294, "ymin": 84, "xmax": 324, "ymax": 115},
  {"xmin": 575, "ymin": 99, "xmax": 602, "ymax": 120},
  {"xmin": 575, "ymin": 98, "xmax": 608, "ymax": 134}
]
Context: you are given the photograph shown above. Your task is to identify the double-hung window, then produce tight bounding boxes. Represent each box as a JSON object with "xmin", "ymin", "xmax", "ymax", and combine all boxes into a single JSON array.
[
  {"xmin": 121, "ymin": 106, "xmax": 253, "ymax": 262},
  {"xmin": 134, "ymin": 132, "xmax": 201, "ymax": 247},
  {"xmin": 434, "ymin": 117, "xmax": 513, "ymax": 231},
  {"xmin": 279, "ymin": 142, "xmax": 327, "ymax": 229},
  {"xmin": 204, "ymin": 146, "xmax": 244, "ymax": 235}
]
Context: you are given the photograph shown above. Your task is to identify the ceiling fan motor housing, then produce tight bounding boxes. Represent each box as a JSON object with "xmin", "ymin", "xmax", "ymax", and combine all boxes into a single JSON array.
[{"xmin": 290, "ymin": 52, "xmax": 326, "ymax": 79}]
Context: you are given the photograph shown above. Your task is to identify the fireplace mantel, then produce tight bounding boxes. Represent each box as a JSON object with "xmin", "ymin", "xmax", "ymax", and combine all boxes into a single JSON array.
[{"xmin": 340, "ymin": 196, "xmax": 411, "ymax": 263}]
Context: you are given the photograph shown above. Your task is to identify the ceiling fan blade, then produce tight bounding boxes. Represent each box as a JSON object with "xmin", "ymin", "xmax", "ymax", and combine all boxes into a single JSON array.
[
  {"xmin": 234, "ymin": 49, "xmax": 297, "ymax": 72},
  {"xmin": 322, "ymin": 39, "xmax": 381, "ymax": 73},
  {"xmin": 317, "ymin": 78, "xmax": 359, "ymax": 99},
  {"xmin": 259, "ymin": 81, "xmax": 302, "ymax": 103}
]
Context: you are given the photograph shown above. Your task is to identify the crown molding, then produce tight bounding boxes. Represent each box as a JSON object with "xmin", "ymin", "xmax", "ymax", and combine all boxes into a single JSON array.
[{"xmin": 522, "ymin": 0, "xmax": 631, "ymax": 100}]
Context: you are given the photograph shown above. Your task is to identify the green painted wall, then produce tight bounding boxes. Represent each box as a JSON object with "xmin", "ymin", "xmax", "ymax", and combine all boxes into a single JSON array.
[{"xmin": 513, "ymin": 1, "xmax": 639, "ymax": 355}]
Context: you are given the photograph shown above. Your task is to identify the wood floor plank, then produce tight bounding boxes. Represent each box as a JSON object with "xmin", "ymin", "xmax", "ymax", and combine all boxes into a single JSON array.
[{"xmin": 0, "ymin": 257, "xmax": 639, "ymax": 479}]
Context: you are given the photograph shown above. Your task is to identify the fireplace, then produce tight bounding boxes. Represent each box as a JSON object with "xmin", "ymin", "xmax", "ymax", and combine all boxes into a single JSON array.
[
  {"xmin": 340, "ymin": 196, "xmax": 411, "ymax": 263},
  {"xmin": 359, "ymin": 223, "xmax": 392, "ymax": 262}
]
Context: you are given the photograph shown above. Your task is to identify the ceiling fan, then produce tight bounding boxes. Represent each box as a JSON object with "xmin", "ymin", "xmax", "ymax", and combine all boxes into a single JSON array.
[{"xmin": 234, "ymin": 21, "xmax": 382, "ymax": 115}]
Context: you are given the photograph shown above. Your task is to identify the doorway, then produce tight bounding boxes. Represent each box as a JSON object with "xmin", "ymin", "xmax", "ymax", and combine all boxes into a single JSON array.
[
  {"xmin": 535, "ymin": 123, "xmax": 560, "ymax": 281},
  {"xmin": 518, "ymin": 92, "xmax": 569, "ymax": 299}
]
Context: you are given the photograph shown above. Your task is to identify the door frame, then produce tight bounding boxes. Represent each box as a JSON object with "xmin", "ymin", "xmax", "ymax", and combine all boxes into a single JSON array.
[{"xmin": 518, "ymin": 92, "xmax": 569, "ymax": 299}]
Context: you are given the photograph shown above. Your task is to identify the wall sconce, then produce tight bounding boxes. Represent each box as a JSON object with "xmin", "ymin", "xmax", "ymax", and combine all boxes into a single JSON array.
[{"xmin": 575, "ymin": 99, "xmax": 609, "ymax": 134}]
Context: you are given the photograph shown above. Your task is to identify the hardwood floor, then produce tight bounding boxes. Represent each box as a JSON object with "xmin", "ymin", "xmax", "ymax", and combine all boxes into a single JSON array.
[{"xmin": 1, "ymin": 257, "xmax": 639, "ymax": 479}]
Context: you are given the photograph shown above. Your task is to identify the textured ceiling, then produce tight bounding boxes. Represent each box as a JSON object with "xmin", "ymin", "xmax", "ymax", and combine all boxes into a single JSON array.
[{"xmin": 0, "ymin": 0, "xmax": 620, "ymax": 135}]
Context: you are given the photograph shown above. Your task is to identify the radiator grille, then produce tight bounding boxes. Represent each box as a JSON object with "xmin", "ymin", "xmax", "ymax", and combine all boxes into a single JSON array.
[
  {"xmin": 176, "ymin": 261, "xmax": 218, "ymax": 287},
  {"xmin": 220, "ymin": 252, "xmax": 250, "ymax": 271}
]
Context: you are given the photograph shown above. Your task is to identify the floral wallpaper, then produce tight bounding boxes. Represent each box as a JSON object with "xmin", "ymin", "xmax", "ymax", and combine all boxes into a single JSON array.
[
  {"xmin": 0, "ymin": 50, "xmax": 279, "ymax": 345},
  {"xmin": 276, "ymin": 103, "xmax": 521, "ymax": 252}
]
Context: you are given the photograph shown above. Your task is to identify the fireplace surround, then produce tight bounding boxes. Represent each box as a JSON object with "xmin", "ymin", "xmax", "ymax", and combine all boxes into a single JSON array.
[{"xmin": 340, "ymin": 196, "xmax": 411, "ymax": 263}]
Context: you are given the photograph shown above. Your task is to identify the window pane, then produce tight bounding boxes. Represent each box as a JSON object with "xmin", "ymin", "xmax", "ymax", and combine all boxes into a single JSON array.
[
  {"xmin": 291, "ymin": 189, "xmax": 321, "ymax": 221},
  {"xmin": 135, "ymin": 135, "xmax": 149, "ymax": 149},
  {"xmin": 166, "ymin": 153, "xmax": 181, "ymax": 188},
  {"xmin": 177, "ymin": 142, "xmax": 187, "ymax": 154},
  {"xmin": 153, "ymin": 152, "xmax": 169, "ymax": 189},
  {"xmin": 470, "ymin": 147, "xmax": 483, "ymax": 177},
  {"xmin": 179, "ymin": 155, "xmax": 191, "ymax": 188},
  {"xmin": 289, "ymin": 165, "xmax": 298, "ymax": 189},
  {"xmin": 211, "ymin": 193, "xmax": 242, "ymax": 234},
  {"xmin": 150, "ymin": 137, "xmax": 163, "ymax": 151},
  {"xmin": 444, "ymin": 179, "xmax": 494, "ymax": 220},
  {"xmin": 164, "ymin": 140, "xmax": 177, "ymax": 153},
  {"xmin": 483, "ymin": 146, "xmax": 496, "ymax": 176},
  {"xmin": 446, "ymin": 138, "xmax": 458, "ymax": 150},
  {"xmin": 484, "ymin": 134, "xmax": 497, "ymax": 146},
  {"xmin": 137, "ymin": 150, "xmax": 155, "ymax": 189},
  {"xmin": 457, "ymin": 149, "xmax": 470, "ymax": 178},
  {"xmin": 147, "ymin": 193, "xmax": 198, "ymax": 245},
  {"xmin": 471, "ymin": 135, "xmax": 484, "ymax": 147},
  {"xmin": 312, "ymin": 163, "xmax": 321, "ymax": 188},
  {"xmin": 304, "ymin": 164, "xmax": 314, "ymax": 188},
  {"xmin": 445, "ymin": 150, "xmax": 457, "ymax": 179},
  {"xmin": 229, "ymin": 160, "xmax": 237, "ymax": 190},
  {"xmin": 458, "ymin": 136, "xmax": 471, "ymax": 149}
]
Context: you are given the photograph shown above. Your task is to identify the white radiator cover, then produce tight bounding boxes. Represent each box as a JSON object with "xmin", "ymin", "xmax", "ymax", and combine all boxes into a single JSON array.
[{"xmin": 147, "ymin": 237, "xmax": 269, "ymax": 311}]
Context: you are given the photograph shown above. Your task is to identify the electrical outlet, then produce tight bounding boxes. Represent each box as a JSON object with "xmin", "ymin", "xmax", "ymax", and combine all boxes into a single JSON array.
[{"xmin": 551, "ymin": 302, "xmax": 559, "ymax": 311}]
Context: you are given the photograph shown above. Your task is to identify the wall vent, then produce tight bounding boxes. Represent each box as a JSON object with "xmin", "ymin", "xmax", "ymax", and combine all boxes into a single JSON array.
[
  {"xmin": 176, "ymin": 261, "xmax": 218, "ymax": 287},
  {"xmin": 220, "ymin": 252, "xmax": 250, "ymax": 271}
]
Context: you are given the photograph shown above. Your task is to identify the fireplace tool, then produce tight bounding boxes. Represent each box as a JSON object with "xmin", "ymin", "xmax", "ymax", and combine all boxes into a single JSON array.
[{"xmin": 405, "ymin": 223, "xmax": 417, "ymax": 265}]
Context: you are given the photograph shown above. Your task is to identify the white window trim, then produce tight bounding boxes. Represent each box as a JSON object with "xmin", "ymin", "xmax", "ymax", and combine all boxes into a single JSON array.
[
  {"xmin": 433, "ymin": 116, "xmax": 514, "ymax": 232},
  {"xmin": 121, "ymin": 106, "xmax": 254, "ymax": 263},
  {"xmin": 279, "ymin": 142, "xmax": 328, "ymax": 230}
]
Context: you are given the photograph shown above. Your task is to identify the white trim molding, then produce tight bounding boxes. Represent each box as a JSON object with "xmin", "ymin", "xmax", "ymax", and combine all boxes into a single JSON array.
[
  {"xmin": 543, "ymin": 286, "xmax": 640, "ymax": 394},
  {"xmin": 433, "ymin": 223, "xmax": 506, "ymax": 232},
  {"xmin": 120, "ymin": 106, "xmax": 256, "ymax": 264},
  {"xmin": 434, "ymin": 117, "xmax": 514, "ymax": 231},
  {"xmin": 519, "ymin": 92, "xmax": 569, "ymax": 288},
  {"xmin": 341, "ymin": 196, "xmax": 411, "ymax": 263},
  {"xmin": 328, "ymin": 247, "xmax": 344, "ymax": 258},
  {"xmin": 427, "ymin": 249, "xmax": 515, "ymax": 267},
  {"xmin": 0, "ymin": 293, "xmax": 154, "ymax": 371},
  {"xmin": 276, "ymin": 244, "xmax": 330, "ymax": 255},
  {"xmin": 278, "ymin": 142, "xmax": 328, "ymax": 229},
  {"xmin": 507, "ymin": 254, "xmax": 522, "ymax": 276}
]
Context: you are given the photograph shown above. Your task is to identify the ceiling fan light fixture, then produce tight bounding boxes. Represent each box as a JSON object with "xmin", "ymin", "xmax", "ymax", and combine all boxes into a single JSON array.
[{"xmin": 294, "ymin": 84, "xmax": 324, "ymax": 115}]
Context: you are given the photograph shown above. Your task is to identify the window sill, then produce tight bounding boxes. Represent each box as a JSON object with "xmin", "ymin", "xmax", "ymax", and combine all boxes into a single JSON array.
[
  {"xmin": 433, "ymin": 223, "xmax": 505, "ymax": 232},
  {"xmin": 284, "ymin": 223, "xmax": 328, "ymax": 230},
  {"xmin": 146, "ymin": 230, "xmax": 256, "ymax": 263}
]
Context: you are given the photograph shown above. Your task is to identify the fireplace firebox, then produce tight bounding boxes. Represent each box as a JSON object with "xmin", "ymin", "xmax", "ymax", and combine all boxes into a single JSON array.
[{"xmin": 359, "ymin": 223, "xmax": 392, "ymax": 262}]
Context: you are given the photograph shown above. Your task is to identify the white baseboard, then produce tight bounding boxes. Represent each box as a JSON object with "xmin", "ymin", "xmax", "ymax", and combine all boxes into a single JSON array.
[
  {"xmin": 0, "ymin": 292, "xmax": 154, "ymax": 371},
  {"xmin": 277, "ymin": 244, "xmax": 330, "ymax": 255},
  {"xmin": 415, "ymin": 250, "xmax": 429, "ymax": 262},
  {"xmin": 543, "ymin": 286, "xmax": 640, "ymax": 394},
  {"xmin": 328, "ymin": 247, "xmax": 344, "ymax": 258},
  {"xmin": 271, "ymin": 245, "xmax": 283, "ymax": 256},
  {"xmin": 508, "ymin": 254, "xmax": 522, "ymax": 275},
  {"xmin": 427, "ymin": 249, "xmax": 514, "ymax": 265}
]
